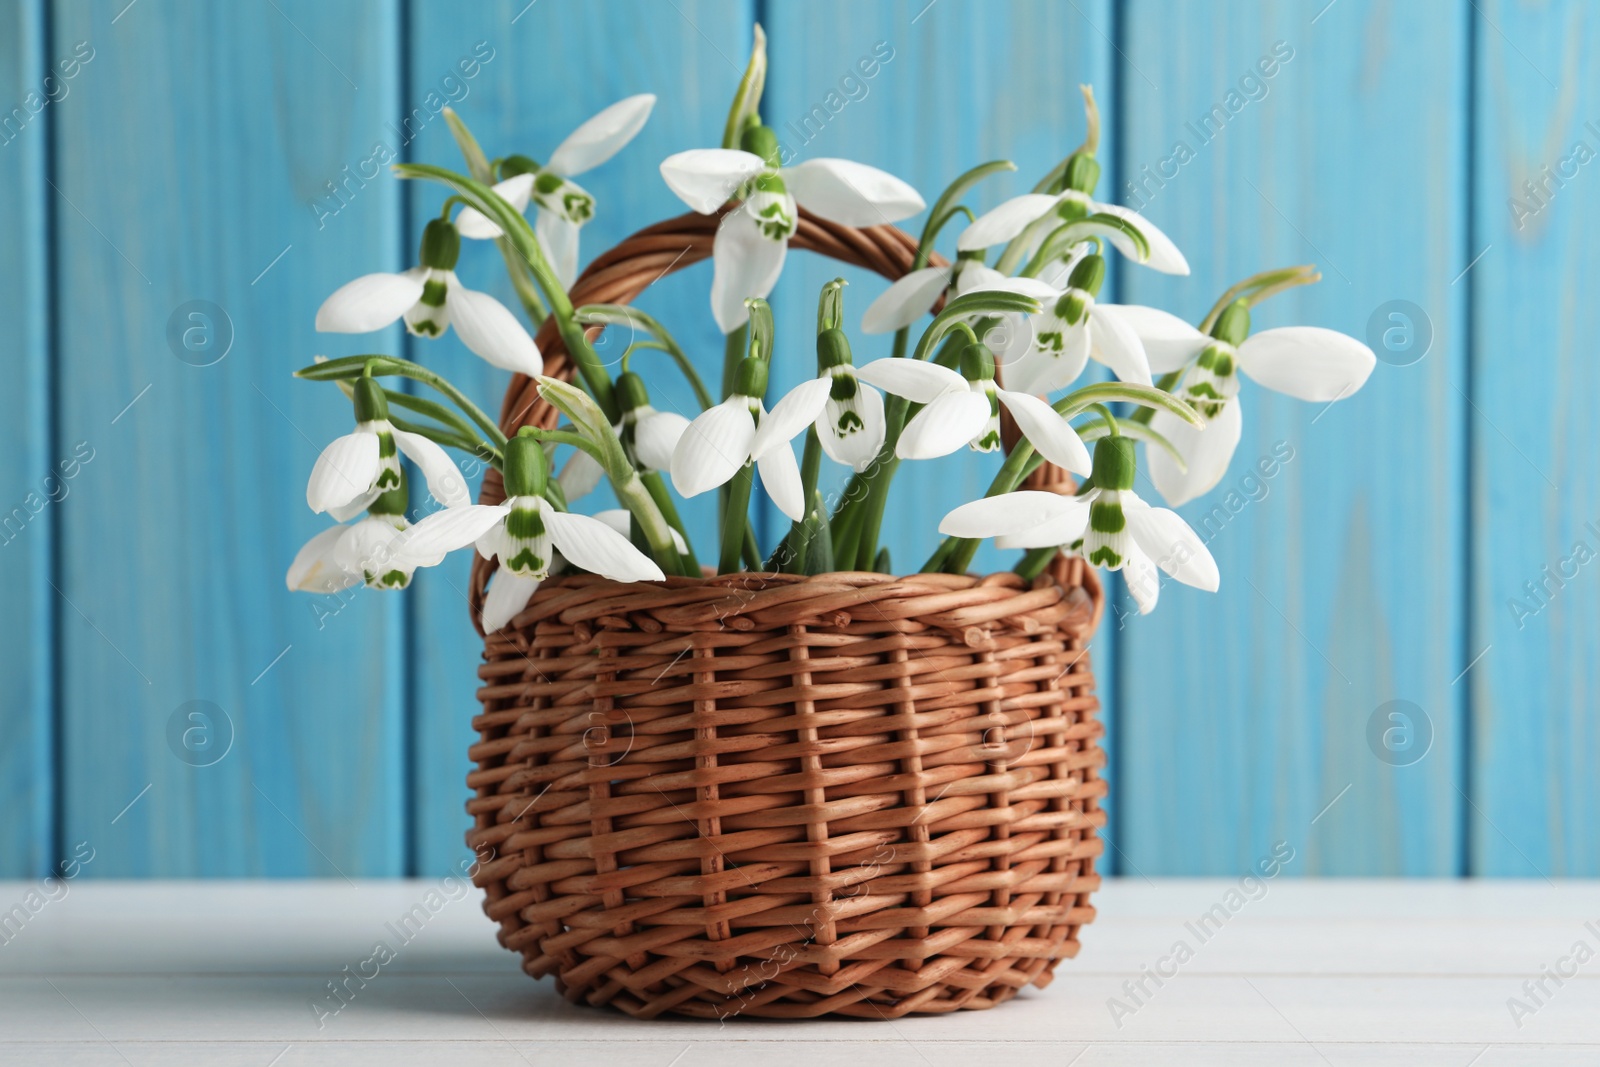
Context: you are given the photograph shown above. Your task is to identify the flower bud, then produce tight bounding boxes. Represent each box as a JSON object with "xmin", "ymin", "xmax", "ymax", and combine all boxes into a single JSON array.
[
  {"xmin": 959, "ymin": 342, "xmax": 996, "ymax": 382},
  {"xmin": 1068, "ymin": 253, "xmax": 1106, "ymax": 297},
  {"xmin": 816, "ymin": 327, "xmax": 853, "ymax": 371},
  {"xmin": 1211, "ymin": 299, "xmax": 1251, "ymax": 346},
  {"xmin": 418, "ymin": 218, "xmax": 461, "ymax": 270},
  {"xmin": 504, "ymin": 432, "xmax": 550, "ymax": 498},
  {"xmin": 352, "ymin": 375, "xmax": 389, "ymax": 424},
  {"xmin": 616, "ymin": 371, "xmax": 651, "ymax": 413},
  {"xmin": 1064, "ymin": 151, "xmax": 1101, "ymax": 195},
  {"xmin": 734, "ymin": 356, "xmax": 769, "ymax": 398},
  {"xmin": 1090, "ymin": 435, "xmax": 1137, "ymax": 492},
  {"xmin": 740, "ymin": 123, "xmax": 781, "ymax": 169}
]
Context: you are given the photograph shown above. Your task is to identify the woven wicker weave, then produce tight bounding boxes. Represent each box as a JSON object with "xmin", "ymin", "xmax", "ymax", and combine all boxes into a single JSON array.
[{"xmin": 464, "ymin": 208, "xmax": 1107, "ymax": 1019}]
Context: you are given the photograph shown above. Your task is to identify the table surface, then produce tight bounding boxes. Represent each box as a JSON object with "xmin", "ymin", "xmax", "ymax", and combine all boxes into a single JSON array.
[{"xmin": 1, "ymin": 879, "xmax": 1596, "ymax": 1065}]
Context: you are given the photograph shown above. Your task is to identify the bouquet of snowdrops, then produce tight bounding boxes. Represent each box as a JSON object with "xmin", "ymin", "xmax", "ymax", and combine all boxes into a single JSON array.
[{"xmin": 287, "ymin": 28, "xmax": 1375, "ymax": 632}]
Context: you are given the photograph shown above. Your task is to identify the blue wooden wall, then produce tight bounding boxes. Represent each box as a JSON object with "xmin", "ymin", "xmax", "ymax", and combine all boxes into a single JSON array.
[{"xmin": 0, "ymin": 0, "xmax": 1593, "ymax": 879}]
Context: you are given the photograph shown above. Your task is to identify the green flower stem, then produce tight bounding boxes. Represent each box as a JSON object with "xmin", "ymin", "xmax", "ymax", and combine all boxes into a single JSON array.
[
  {"xmin": 719, "ymin": 464, "xmax": 755, "ymax": 574},
  {"xmin": 510, "ymin": 427, "xmax": 606, "ymax": 464},
  {"xmin": 613, "ymin": 470, "xmax": 685, "ymax": 576},
  {"xmin": 580, "ymin": 304, "xmax": 714, "ymax": 410},
  {"xmin": 296, "ymin": 355, "xmax": 508, "ymax": 447},
  {"xmin": 928, "ymin": 436, "xmax": 1039, "ymax": 575},
  {"xmin": 1014, "ymin": 545, "xmax": 1058, "ymax": 581},
  {"xmin": 441, "ymin": 108, "xmax": 549, "ymax": 327},
  {"xmin": 1198, "ymin": 264, "xmax": 1316, "ymax": 334},
  {"xmin": 742, "ymin": 525, "xmax": 762, "ymax": 571},
  {"xmin": 721, "ymin": 326, "xmax": 748, "ymax": 397},
  {"xmin": 393, "ymin": 163, "xmax": 616, "ymax": 420},
  {"xmin": 387, "ymin": 415, "xmax": 500, "ymax": 467},
  {"xmin": 641, "ymin": 471, "xmax": 699, "ymax": 576},
  {"xmin": 771, "ymin": 427, "xmax": 822, "ymax": 573}
]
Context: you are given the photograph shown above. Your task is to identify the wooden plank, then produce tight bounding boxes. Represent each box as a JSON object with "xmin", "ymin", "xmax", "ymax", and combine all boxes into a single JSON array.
[
  {"xmin": 404, "ymin": 0, "xmax": 754, "ymax": 874},
  {"xmin": 1117, "ymin": 0, "xmax": 1469, "ymax": 874},
  {"xmin": 53, "ymin": 0, "xmax": 405, "ymax": 875},
  {"xmin": 0, "ymin": 0, "xmax": 51, "ymax": 877},
  {"xmin": 757, "ymin": 0, "xmax": 1121, "ymax": 861},
  {"xmin": 1471, "ymin": 0, "xmax": 1600, "ymax": 876}
]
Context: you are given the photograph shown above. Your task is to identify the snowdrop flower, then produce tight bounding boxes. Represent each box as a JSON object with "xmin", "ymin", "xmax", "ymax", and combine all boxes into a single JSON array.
[
  {"xmin": 454, "ymin": 94, "xmax": 656, "ymax": 285},
  {"xmin": 939, "ymin": 436, "xmax": 1218, "ymax": 614},
  {"xmin": 315, "ymin": 219, "xmax": 541, "ymax": 376},
  {"xmin": 557, "ymin": 372, "xmax": 692, "ymax": 501},
  {"xmin": 396, "ymin": 436, "xmax": 665, "ymax": 632},
  {"xmin": 670, "ymin": 355, "xmax": 804, "ymax": 521},
  {"xmin": 855, "ymin": 343, "xmax": 1091, "ymax": 476},
  {"xmin": 860, "ymin": 252, "xmax": 1040, "ymax": 335},
  {"xmin": 288, "ymin": 474, "xmax": 429, "ymax": 592},
  {"xmin": 956, "ymin": 158, "xmax": 1188, "ymax": 277},
  {"xmin": 991, "ymin": 253, "xmax": 1151, "ymax": 395},
  {"xmin": 660, "ymin": 124, "xmax": 925, "ymax": 332},
  {"xmin": 750, "ymin": 327, "xmax": 885, "ymax": 473},
  {"xmin": 1119, "ymin": 301, "xmax": 1376, "ymax": 506},
  {"xmin": 304, "ymin": 377, "xmax": 471, "ymax": 521}
]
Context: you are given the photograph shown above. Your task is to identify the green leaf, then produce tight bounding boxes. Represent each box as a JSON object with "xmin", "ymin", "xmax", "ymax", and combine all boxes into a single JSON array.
[
  {"xmin": 721, "ymin": 24, "xmax": 768, "ymax": 149},
  {"xmin": 1055, "ymin": 382, "xmax": 1205, "ymax": 428},
  {"xmin": 920, "ymin": 160, "xmax": 1016, "ymax": 251},
  {"xmin": 441, "ymin": 107, "xmax": 493, "ymax": 184}
]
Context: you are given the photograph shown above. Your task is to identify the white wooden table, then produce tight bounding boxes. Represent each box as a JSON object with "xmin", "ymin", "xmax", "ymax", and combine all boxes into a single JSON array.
[{"xmin": 2, "ymin": 879, "xmax": 1595, "ymax": 1064}]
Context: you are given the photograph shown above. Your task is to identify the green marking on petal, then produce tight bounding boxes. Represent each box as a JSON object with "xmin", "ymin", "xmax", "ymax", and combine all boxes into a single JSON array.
[
  {"xmin": 1086, "ymin": 545, "xmax": 1123, "ymax": 568},
  {"xmin": 419, "ymin": 278, "xmax": 447, "ymax": 308},
  {"xmin": 505, "ymin": 548, "xmax": 546, "ymax": 574},
  {"xmin": 1089, "ymin": 500, "xmax": 1126, "ymax": 534},
  {"xmin": 836, "ymin": 409, "xmax": 864, "ymax": 435},
  {"xmin": 505, "ymin": 506, "xmax": 546, "ymax": 541}
]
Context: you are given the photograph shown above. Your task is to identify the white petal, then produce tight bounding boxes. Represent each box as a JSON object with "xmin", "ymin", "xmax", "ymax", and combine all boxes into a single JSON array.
[
  {"xmin": 286, "ymin": 525, "xmax": 358, "ymax": 593},
  {"xmin": 315, "ymin": 270, "xmax": 425, "ymax": 333},
  {"xmin": 660, "ymin": 148, "xmax": 767, "ymax": 214},
  {"xmin": 548, "ymin": 94, "xmax": 655, "ymax": 176},
  {"xmin": 393, "ymin": 503, "xmax": 510, "ymax": 567},
  {"xmin": 1123, "ymin": 546, "xmax": 1161, "ymax": 614},
  {"xmin": 939, "ymin": 490, "xmax": 1083, "ymax": 539},
  {"xmin": 536, "ymin": 209, "xmax": 582, "ymax": 290},
  {"xmin": 957, "ymin": 194, "xmax": 1059, "ymax": 251},
  {"xmin": 1034, "ymin": 247, "xmax": 1087, "ymax": 291},
  {"xmin": 1001, "ymin": 316, "xmax": 1088, "ymax": 396},
  {"xmin": 1094, "ymin": 202, "xmax": 1189, "ymax": 275},
  {"xmin": 996, "ymin": 497, "xmax": 1092, "ymax": 549},
  {"xmin": 455, "ymin": 173, "xmax": 535, "ymax": 240},
  {"xmin": 1238, "ymin": 327, "xmax": 1377, "ymax": 402},
  {"xmin": 1089, "ymin": 306, "xmax": 1153, "ymax": 385},
  {"xmin": 393, "ymin": 429, "xmax": 470, "ymax": 508},
  {"xmin": 333, "ymin": 516, "xmax": 410, "ymax": 580},
  {"xmin": 955, "ymin": 263, "xmax": 1060, "ymax": 302},
  {"xmin": 545, "ymin": 508, "xmax": 666, "ymax": 582},
  {"xmin": 1126, "ymin": 496, "xmax": 1219, "ymax": 591},
  {"xmin": 1107, "ymin": 305, "xmax": 1209, "ymax": 374},
  {"xmin": 306, "ymin": 431, "xmax": 381, "ymax": 514},
  {"xmin": 819, "ymin": 383, "xmax": 885, "ymax": 472},
  {"xmin": 709, "ymin": 211, "xmax": 788, "ymax": 333},
  {"xmin": 593, "ymin": 508, "xmax": 688, "ymax": 553},
  {"xmin": 854, "ymin": 357, "xmax": 968, "ymax": 404},
  {"xmin": 557, "ymin": 447, "xmax": 605, "ymax": 501},
  {"xmin": 755, "ymin": 439, "xmax": 805, "ymax": 522},
  {"xmin": 861, "ymin": 266, "xmax": 951, "ymax": 334},
  {"xmin": 996, "ymin": 390, "xmax": 1091, "ymax": 476},
  {"xmin": 1148, "ymin": 397, "xmax": 1243, "ymax": 507},
  {"xmin": 782, "ymin": 158, "xmax": 925, "ymax": 226},
  {"xmin": 632, "ymin": 409, "xmax": 691, "ymax": 472},
  {"xmin": 751, "ymin": 376, "xmax": 831, "ymax": 458},
  {"xmin": 481, "ymin": 569, "xmax": 543, "ymax": 633},
  {"xmin": 446, "ymin": 283, "xmax": 543, "ymax": 375},
  {"xmin": 326, "ymin": 488, "xmax": 381, "ymax": 524},
  {"xmin": 895, "ymin": 390, "xmax": 991, "ymax": 460},
  {"xmin": 671, "ymin": 397, "xmax": 755, "ymax": 498}
]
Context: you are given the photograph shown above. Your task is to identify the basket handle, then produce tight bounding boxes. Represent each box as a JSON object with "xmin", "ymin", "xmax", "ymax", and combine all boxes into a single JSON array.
[{"xmin": 470, "ymin": 207, "xmax": 1099, "ymax": 629}]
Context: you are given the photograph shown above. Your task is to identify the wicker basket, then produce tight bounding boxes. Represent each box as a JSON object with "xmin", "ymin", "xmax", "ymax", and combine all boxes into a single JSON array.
[{"xmin": 463, "ymin": 208, "xmax": 1108, "ymax": 1020}]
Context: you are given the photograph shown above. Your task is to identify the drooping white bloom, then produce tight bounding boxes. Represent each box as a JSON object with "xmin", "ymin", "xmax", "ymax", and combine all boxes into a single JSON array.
[
  {"xmin": 958, "ymin": 188, "xmax": 1189, "ymax": 276},
  {"xmin": 670, "ymin": 391, "xmax": 805, "ymax": 521},
  {"xmin": 287, "ymin": 513, "xmax": 431, "ymax": 593},
  {"xmin": 305, "ymin": 419, "xmax": 469, "ymax": 522},
  {"xmin": 859, "ymin": 255, "xmax": 1046, "ymax": 335},
  {"xmin": 455, "ymin": 94, "xmax": 657, "ymax": 285},
  {"xmin": 660, "ymin": 125, "xmax": 925, "ymax": 332},
  {"xmin": 984, "ymin": 255, "xmax": 1153, "ymax": 395},
  {"xmin": 750, "ymin": 363, "xmax": 886, "ymax": 473},
  {"xmin": 939, "ymin": 483, "xmax": 1218, "ymax": 615},
  {"xmin": 396, "ymin": 494, "xmax": 665, "ymax": 632},
  {"xmin": 315, "ymin": 219, "xmax": 541, "ymax": 376},
  {"xmin": 854, "ymin": 352, "xmax": 1091, "ymax": 476},
  {"xmin": 1115, "ymin": 305, "xmax": 1377, "ymax": 505}
]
